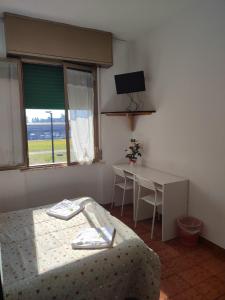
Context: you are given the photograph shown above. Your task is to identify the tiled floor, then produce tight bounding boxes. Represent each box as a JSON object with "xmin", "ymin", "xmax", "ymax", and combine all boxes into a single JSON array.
[{"xmin": 104, "ymin": 204, "xmax": 225, "ymax": 300}]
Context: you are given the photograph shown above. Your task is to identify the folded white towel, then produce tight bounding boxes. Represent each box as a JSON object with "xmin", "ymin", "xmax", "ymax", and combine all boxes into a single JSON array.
[
  {"xmin": 72, "ymin": 226, "xmax": 116, "ymax": 249},
  {"xmin": 47, "ymin": 200, "xmax": 83, "ymax": 220}
]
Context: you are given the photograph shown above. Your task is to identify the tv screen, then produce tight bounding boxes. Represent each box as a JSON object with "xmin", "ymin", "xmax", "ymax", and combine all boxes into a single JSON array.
[{"xmin": 114, "ymin": 71, "xmax": 145, "ymax": 94}]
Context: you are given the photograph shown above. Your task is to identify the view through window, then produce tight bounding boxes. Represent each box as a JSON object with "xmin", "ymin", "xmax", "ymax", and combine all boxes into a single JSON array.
[
  {"xmin": 26, "ymin": 109, "xmax": 66, "ymax": 165},
  {"xmin": 23, "ymin": 62, "xmax": 97, "ymax": 168}
]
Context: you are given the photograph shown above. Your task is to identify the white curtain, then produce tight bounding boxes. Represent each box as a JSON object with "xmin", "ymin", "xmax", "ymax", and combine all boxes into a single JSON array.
[
  {"xmin": 66, "ymin": 69, "xmax": 94, "ymax": 164},
  {"xmin": 0, "ymin": 60, "xmax": 24, "ymax": 167},
  {"xmin": 0, "ymin": 18, "xmax": 6, "ymax": 57}
]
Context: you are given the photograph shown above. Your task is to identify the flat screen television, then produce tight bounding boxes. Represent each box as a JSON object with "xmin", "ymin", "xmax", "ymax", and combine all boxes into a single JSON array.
[{"xmin": 114, "ymin": 71, "xmax": 145, "ymax": 94}]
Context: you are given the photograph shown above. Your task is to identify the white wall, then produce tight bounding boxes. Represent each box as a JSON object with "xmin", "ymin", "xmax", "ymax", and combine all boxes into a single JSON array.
[
  {"xmin": 130, "ymin": 0, "xmax": 225, "ymax": 248},
  {"xmin": 100, "ymin": 39, "xmax": 133, "ymax": 204},
  {"xmin": 0, "ymin": 39, "xmax": 131, "ymax": 212}
]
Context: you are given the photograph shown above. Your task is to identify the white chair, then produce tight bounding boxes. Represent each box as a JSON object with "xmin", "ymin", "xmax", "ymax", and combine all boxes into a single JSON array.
[
  {"xmin": 111, "ymin": 166, "xmax": 133, "ymax": 216},
  {"xmin": 135, "ymin": 176, "xmax": 162, "ymax": 239}
]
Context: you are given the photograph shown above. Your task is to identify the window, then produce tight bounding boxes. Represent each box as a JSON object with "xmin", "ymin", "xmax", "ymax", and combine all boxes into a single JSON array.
[
  {"xmin": 0, "ymin": 59, "xmax": 100, "ymax": 170},
  {"xmin": 23, "ymin": 63, "xmax": 67, "ymax": 166},
  {"xmin": 22, "ymin": 61, "xmax": 99, "ymax": 168},
  {"xmin": 26, "ymin": 109, "xmax": 66, "ymax": 165}
]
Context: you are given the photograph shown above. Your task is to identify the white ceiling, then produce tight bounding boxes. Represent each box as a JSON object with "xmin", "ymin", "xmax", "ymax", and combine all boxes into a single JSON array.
[{"xmin": 0, "ymin": 0, "xmax": 195, "ymax": 40}]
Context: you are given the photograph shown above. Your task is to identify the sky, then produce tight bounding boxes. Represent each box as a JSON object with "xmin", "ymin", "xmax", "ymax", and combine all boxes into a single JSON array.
[{"xmin": 26, "ymin": 109, "xmax": 64, "ymax": 122}]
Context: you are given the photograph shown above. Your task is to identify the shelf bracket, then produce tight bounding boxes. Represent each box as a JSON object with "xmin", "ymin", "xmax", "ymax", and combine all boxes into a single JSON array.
[{"xmin": 128, "ymin": 115, "xmax": 135, "ymax": 131}]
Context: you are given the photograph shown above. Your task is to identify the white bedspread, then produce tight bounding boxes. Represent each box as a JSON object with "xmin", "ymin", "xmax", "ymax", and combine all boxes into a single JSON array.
[{"xmin": 0, "ymin": 197, "xmax": 160, "ymax": 300}]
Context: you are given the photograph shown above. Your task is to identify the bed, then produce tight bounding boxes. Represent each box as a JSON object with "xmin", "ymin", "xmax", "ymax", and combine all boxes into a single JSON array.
[{"xmin": 0, "ymin": 197, "xmax": 160, "ymax": 300}]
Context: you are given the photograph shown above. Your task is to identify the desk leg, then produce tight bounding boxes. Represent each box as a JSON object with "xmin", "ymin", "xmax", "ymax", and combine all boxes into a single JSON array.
[
  {"xmin": 133, "ymin": 175, "xmax": 136, "ymax": 222},
  {"xmin": 162, "ymin": 180, "xmax": 188, "ymax": 241}
]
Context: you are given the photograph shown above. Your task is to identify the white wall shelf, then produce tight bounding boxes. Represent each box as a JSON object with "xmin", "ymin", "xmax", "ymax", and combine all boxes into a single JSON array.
[{"xmin": 101, "ymin": 111, "xmax": 156, "ymax": 131}]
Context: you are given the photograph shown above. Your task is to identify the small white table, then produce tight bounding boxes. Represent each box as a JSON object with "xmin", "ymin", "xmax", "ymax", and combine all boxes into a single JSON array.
[{"xmin": 114, "ymin": 164, "xmax": 189, "ymax": 241}]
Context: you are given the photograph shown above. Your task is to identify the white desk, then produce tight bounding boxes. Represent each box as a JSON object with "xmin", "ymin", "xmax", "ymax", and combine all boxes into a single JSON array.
[{"xmin": 114, "ymin": 164, "xmax": 189, "ymax": 241}]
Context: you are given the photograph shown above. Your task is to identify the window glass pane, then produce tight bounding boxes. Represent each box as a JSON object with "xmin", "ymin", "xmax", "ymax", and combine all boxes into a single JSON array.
[
  {"xmin": 0, "ymin": 60, "xmax": 24, "ymax": 167},
  {"xmin": 26, "ymin": 109, "xmax": 66, "ymax": 166},
  {"xmin": 66, "ymin": 68, "xmax": 95, "ymax": 164}
]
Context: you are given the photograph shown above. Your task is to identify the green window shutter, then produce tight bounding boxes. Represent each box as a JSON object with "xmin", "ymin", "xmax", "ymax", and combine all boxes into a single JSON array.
[{"xmin": 23, "ymin": 63, "xmax": 65, "ymax": 109}]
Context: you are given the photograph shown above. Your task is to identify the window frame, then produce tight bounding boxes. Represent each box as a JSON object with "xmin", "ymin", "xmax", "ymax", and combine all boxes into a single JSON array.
[
  {"xmin": 0, "ymin": 57, "xmax": 27, "ymax": 171},
  {"xmin": 20, "ymin": 58, "xmax": 100, "ymax": 169}
]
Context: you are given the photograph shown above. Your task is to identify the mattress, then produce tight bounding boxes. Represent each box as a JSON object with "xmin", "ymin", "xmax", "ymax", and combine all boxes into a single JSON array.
[{"xmin": 0, "ymin": 197, "xmax": 160, "ymax": 300}]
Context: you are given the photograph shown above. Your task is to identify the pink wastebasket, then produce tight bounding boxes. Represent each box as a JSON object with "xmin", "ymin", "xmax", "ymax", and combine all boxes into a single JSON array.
[{"xmin": 177, "ymin": 216, "xmax": 202, "ymax": 247}]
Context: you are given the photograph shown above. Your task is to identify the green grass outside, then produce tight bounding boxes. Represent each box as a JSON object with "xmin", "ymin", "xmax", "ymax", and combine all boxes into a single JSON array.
[
  {"xmin": 28, "ymin": 139, "xmax": 66, "ymax": 152},
  {"xmin": 28, "ymin": 139, "xmax": 67, "ymax": 165},
  {"xmin": 28, "ymin": 152, "xmax": 67, "ymax": 165}
]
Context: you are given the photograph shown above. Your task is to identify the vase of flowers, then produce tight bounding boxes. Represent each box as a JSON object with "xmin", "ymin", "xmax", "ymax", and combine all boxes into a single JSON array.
[{"xmin": 125, "ymin": 138, "xmax": 142, "ymax": 164}]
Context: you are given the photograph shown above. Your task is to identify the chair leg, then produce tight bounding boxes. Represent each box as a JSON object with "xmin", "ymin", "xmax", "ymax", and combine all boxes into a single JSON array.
[
  {"xmin": 151, "ymin": 205, "xmax": 156, "ymax": 239},
  {"xmin": 156, "ymin": 207, "xmax": 160, "ymax": 221},
  {"xmin": 135, "ymin": 186, "xmax": 141, "ymax": 228},
  {"xmin": 121, "ymin": 188, "xmax": 126, "ymax": 216},
  {"xmin": 111, "ymin": 177, "xmax": 116, "ymax": 208}
]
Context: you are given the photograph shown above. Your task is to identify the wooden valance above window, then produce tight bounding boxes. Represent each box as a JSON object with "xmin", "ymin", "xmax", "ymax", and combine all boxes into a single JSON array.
[{"xmin": 4, "ymin": 13, "xmax": 113, "ymax": 68}]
